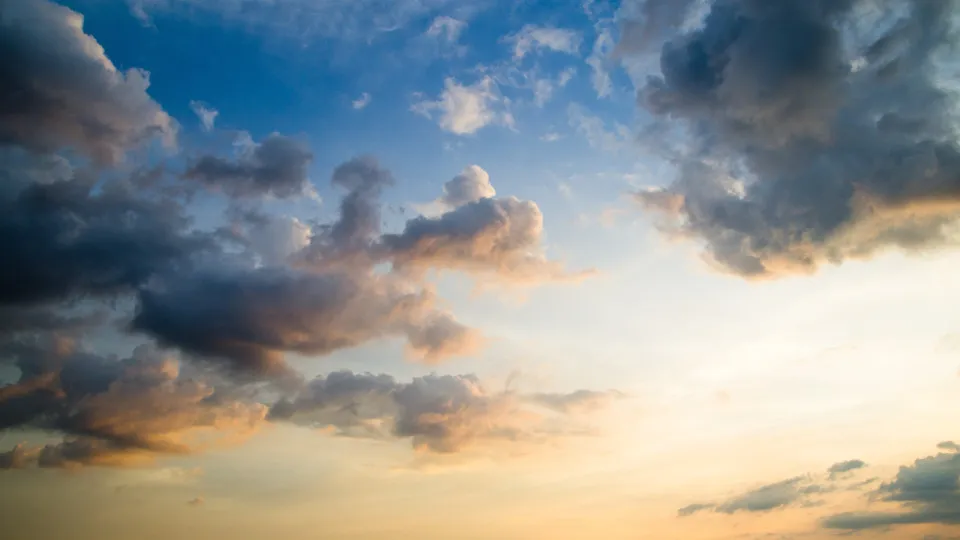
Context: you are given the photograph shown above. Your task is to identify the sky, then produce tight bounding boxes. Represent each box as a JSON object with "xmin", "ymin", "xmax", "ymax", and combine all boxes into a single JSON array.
[{"xmin": 3, "ymin": 0, "xmax": 960, "ymax": 538}]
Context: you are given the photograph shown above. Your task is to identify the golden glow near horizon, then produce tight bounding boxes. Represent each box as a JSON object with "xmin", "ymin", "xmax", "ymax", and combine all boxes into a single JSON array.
[{"xmin": 3, "ymin": 0, "xmax": 960, "ymax": 539}]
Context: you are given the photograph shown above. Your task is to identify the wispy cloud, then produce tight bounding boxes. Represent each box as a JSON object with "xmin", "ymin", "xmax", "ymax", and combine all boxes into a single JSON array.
[{"xmin": 352, "ymin": 92, "xmax": 372, "ymax": 110}]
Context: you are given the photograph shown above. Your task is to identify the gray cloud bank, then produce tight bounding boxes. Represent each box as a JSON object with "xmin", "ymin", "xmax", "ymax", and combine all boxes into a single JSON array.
[{"xmin": 632, "ymin": 0, "xmax": 960, "ymax": 278}]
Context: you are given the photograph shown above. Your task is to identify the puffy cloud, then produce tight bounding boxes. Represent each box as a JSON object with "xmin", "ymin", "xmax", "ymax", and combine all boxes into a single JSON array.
[
  {"xmin": 184, "ymin": 133, "xmax": 314, "ymax": 199},
  {"xmin": 132, "ymin": 268, "xmax": 480, "ymax": 375},
  {"xmin": 269, "ymin": 370, "xmax": 620, "ymax": 453},
  {"xmin": 437, "ymin": 165, "xmax": 496, "ymax": 209},
  {"xmin": 633, "ymin": 0, "xmax": 960, "ymax": 278},
  {"xmin": 828, "ymin": 459, "xmax": 867, "ymax": 480},
  {"xmin": 0, "ymin": 172, "xmax": 212, "ymax": 306},
  {"xmin": 824, "ymin": 444, "xmax": 960, "ymax": 530},
  {"xmin": 189, "ymin": 101, "xmax": 218, "ymax": 131},
  {"xmin": 0, "ymin": 343, "xmax": 266, "ymax": 469},
  {"xmin": 0, "ymin": 0, "xmax": 175, "ymax": 163},
  {"xmin": 412, "ymin": 77, "xmax": 513, "ymax": 135},
  {"xmin": 505, "ymin": 25, "xmax": 582, "ymax": 60},
  {"xmin": 382, "ymin": 196, "xmax": 585, "ymax": 283}
]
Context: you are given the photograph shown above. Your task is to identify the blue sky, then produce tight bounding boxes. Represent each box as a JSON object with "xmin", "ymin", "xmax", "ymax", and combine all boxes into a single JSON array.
[{"xmin": 5, "ymin": 1, "xmax": 960, "ymax": 539}]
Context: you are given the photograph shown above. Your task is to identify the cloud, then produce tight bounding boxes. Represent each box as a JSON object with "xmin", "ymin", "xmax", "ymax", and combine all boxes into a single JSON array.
[
  {"xmin": 824, "ymin": 444, "xmax": 960, "ymax": 530},
  {"xmin": 128, "ymin": 0, "xmax": 477, "ymax": 44},
  {"xmin": 269, "ymin": 370, "xmax": 621, "ymax": 453},
  {"xmin": 436, "ymin": 165, "xmax": 496, "ymax": 209},
  {"xmin": 189, "ymin": 101, "xmax": 218, "ymax": 131},
  {"xmin": 382, "ymin": 196, "xmax": 587, "ymax": 284},
  {"xmin": 0, "ymin": 0, "xmax": 175, "ymax": 164},
  {"xmin": 505, "ymin": 25, "xmax": 582, "ymax": 60},
  {"xmin": 568, "ymin": 103, "xmax": 632, "ymax": 153},
  {"xmin": 425, "ymin": 15, "xmax": 466, "ymax": 43},
  {"xmin": 586, "ymin": 27, "xmax": 615, "ymax": 98},
  {"xmin": 828, "ymin": 459, "xmax": 867, "ymax": 480},
  {"xmin": 526, "ymin": 390, "xmax": 623, "ymax": 414},
  {"xmin": 632, "ymin": 0, "xmax": 960, "ymax": 278},
  {"xmin": 0, "ymin": 170, "xmax": 212, "ymax": 307},
  {"xmin": 412, "ymin": 77, "xmax": 513, "ymax": 135},
  {"xmin": 132, "ymin": 268, "xmax": 481, "ymax": 375},
  {"xmin": 184, "ymin": 133, "xmax": 314, "ymax": 199},
  {"xmin": 223, "ymin": 208, "xmax": 312, "ymax": 267},
  {"xmin": 0, "ymin": 342, "xmax": 266, "ymax": 469},
  {"xmin": 352, "ymin": 93, "xmax": 372, "ymax": 110},
  {"xmin": 680, "ymin": 476, "xmax": 827, "ymax": 517}
]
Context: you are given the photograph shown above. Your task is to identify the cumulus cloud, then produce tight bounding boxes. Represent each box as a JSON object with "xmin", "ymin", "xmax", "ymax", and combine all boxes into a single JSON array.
[
  {"xmin": 0, "ymin": 0, "xmax": 175, "ymax": 163},
  {"xmin": 0, "ymin": 172, "xmax": 212, "ymax": 306},
  {"xmin": 505, "ymin": 25, "xmax": 582, "ymax": 60},
  {"xmin": 269, "ymin": 370, "xmax": 620, "ymax": 453},
  {"xmin": 412, "ymin": 77, "xmax": 513, "ymax": 135},
  {"xmin": 382, "ymin": 196, "xmax": 587, "ymax": 283},
  {"xmin": 184, "ymin": 133, "xmax": 314, "ymax": 199},
  {"xmin": 436, "ymin": 165, "xmax": 496, "ymax": 209},
  {"xmin": 632, "ymin": 0, "xmax": 960, "ymax": 278},
  {"xmin": 824, "ymin": 444, "xmax": 960, "ymax": 530},
  {"xmin": 0, "ymin": 342, "xmax": 265, "ymax": 469},
  {"xmin": 132, "ymin": 268, "xmax": 481, "ymax": 375},
  {"xmin": 189, "ymin": 101, "xmax": 218, "ymax": 131}
]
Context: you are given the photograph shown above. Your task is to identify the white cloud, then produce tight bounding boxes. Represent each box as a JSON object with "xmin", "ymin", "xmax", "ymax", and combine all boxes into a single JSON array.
[
  {"xmin": 504, "ymin": 25, "xmax": 582, "ymax": 60},
  {"xmin": 189, "ymin": 100, "xmax": 219, "ymax": 131},
  {"xmin": 567, "ymin": 103, "xmax": 631, "ymax": 152},
  {"xmin": 541, "ymin": 132, "xmax": 561, "ymax": 142},
  {"xmin": 352, "ymin": 92, "xmax": 372, "ymax": 110},
  {"xmin": 412, "ymin": 77, "xmax": 512, "ymax": 135},
  {"xmin": 128, "ymin": 0, "xmax": 478, "ymax": 43},
  {"xmin": 586, "ymin": 28, "xmax": 615, "ymax": 98},
  {"xmin": 425, "ymin": 15, "xmax": 466, "ymax": 43}
]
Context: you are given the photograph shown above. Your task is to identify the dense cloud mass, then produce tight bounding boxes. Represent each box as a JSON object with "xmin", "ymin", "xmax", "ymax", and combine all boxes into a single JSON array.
[
  {"xmin": 0, "ymin": 0, "xmax": 608, "ymax": 471},
  {"xmin": 0, "ymin": 0, "xmax": 175, "ymax": 163},
  {"xmin": 269, "ymin": 370, "xmax": 619, "ymax": 453},
  {"xmin": 634, "ymin": 0, "xmax": 960, "ymax": 277},
  {"xmin": 824, "ymin": 444, "xmax": 960, "ymax": 530},
  {"xmin": 0, "ymin": 339, "xmax": 265, "ymax": 468},
  {"xmin": 185, "ymin": 133, "xmax": 313, "ymax": 199},
  {"xmin": 132, "ymin": 268, "xmax": 481, "ymax": 375},
  {"xmin": 0, "ymin": 168, "xmax": 212, "ymax": 306}
]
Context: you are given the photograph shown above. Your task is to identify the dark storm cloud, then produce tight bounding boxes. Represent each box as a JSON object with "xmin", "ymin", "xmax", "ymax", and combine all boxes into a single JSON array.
[
  {"xmin": 0, "ymin": 174, "xmax": 212, "ymax": 306},
  {"xmin": 131, "ymin": 268, "xmax": 481, "ymax": 375},
  {"xmin": 0, "ymin": 0, "xmax": 175, "ymax": 163},
  {"xmin": 269, "ymin": 370, "xmax": 621, "ymax": 453},
  {"xmin": 634, "ymin": 0, "xmax": 960, "ymax": 278},
  {"xmin": 823, "ymin": 445, "xmax": 960, "ymax": 530},
  {"xmin": 828, "ymin": 459, "xmax": 867, "ymax": 479},
  {"xmin": 184, "ymin": 133, "xmax": 314, "ymax": 199},
  {"xmin": 0, "ymin": 342, "xmax": 265, "ymax": 469},
  {"xmin": 679, "ymin": 476, "xmax": 827, "ymax": 517}
]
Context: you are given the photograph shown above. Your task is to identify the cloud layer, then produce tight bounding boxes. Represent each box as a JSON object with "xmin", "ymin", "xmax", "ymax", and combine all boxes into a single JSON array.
[{"xmin": 633, "ymin": 0, "xmax": 960, "ymax": 278}]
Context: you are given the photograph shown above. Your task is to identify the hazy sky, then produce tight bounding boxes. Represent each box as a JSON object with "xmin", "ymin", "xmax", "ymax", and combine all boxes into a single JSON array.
[{"xmin": 3, "ymin": 0, "xmax": 960, "ymax": 538}]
